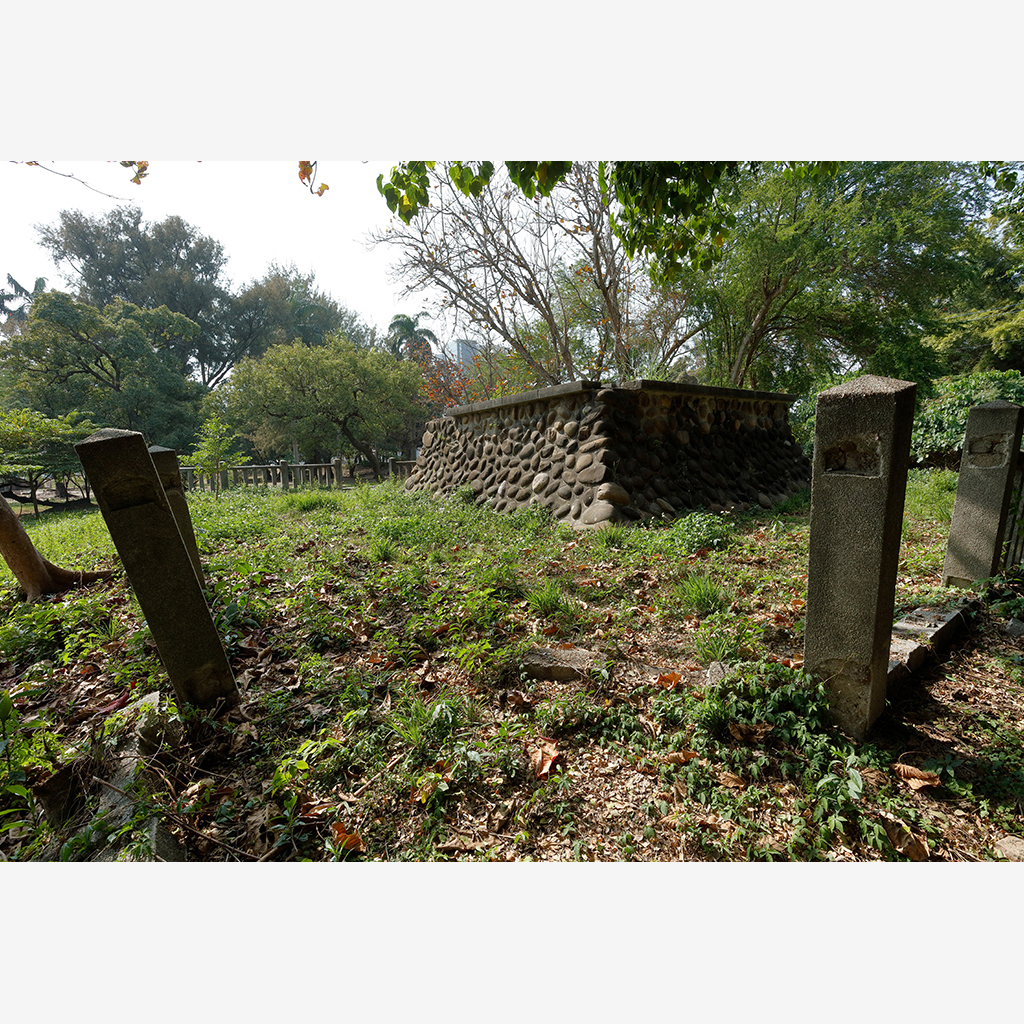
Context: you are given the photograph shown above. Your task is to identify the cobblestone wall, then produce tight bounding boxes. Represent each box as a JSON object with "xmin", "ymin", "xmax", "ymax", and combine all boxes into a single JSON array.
[{"xmin": 405, "ymin": 380, "xmax": 810, "ymax": 528}]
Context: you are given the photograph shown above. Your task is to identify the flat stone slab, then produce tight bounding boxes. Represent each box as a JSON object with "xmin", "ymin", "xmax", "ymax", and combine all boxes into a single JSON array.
[
  {"xmin": 995, "ymin": 835, "xmax": 1024, "ymax": 861},
  {"xmin": 522, "ymin": 646, "xmax": 601, "ymax": 682},
  {"xmin": 886, "ymin": 602, "xmax": 977, "ymax": 689}
]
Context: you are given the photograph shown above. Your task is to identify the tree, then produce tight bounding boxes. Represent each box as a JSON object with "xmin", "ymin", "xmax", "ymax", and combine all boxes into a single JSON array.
[
  {"xmin": 0, "ymin": 275, "xmax": 47, "ymax": 335},
  {"xmin": 386, "ymin": 312, "xmax": 438, "ymax": 363},
  {"xmin": 371, "ymin": 162, "xmax": 704, "ymax": 386},
  {"xmin": 222, "ymin": 334, "xmax": 429, "ymax": 479},
  {"xmin": 0, "ymin": 408, "xmax": 95, "ymax": 515},
  {"xmin": 3, "ymin": 291, "xmax": 205, "ymax": 449},
  {"xmin": 376, "ymin": 160, "xmax": 841, "ymax": 281},
  {"xmin": 678, "ymin": 161, "xmax": 988, "ymax": 391},
  {"xmin": 0, "ymin": 493, "xmax": 112, "ymax": 602},
  {"xmin": 35, "ymin": 207, "xmax": 239, "ymax": 386},
  {"xmin": 189, "ymin": 415, "xmax": 249, "ymax": 498},
  {"xmin": 227, "ymin": 264, "xmax": 376, "ymax": 367}
]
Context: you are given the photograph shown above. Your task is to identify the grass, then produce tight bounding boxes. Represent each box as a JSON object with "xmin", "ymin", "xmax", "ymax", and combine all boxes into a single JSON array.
[{"xmin": 2, "ymin": 469, "xmax": 1020, "ymax": 862}]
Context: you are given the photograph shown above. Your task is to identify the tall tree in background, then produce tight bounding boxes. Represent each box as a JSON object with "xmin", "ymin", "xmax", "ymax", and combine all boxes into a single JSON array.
[
  {"xmin": 680, "ymin": 161, "xmax": 988, "ymax": 391},
  {"xmin": 222, "ymin": 333, "xmax": 428, "ymax": 477},
  {"xmin": 3, "ymin": 291, "xmax": 205, "ymax": 449},
  {"xmin": 227, "ymin": 264, "xmax": 375, "ymax": 369},
  {"xmin": 371, "ymin": 162, "xmax": 702, "ymax": 385},
  {"xmin": 36, "ymin": 207, "xmax": 236, "ymax": 386},
  {"xmin": 386, "ymin": 312, "xmax": 438, "ymax": 363},
  {"xmin": 0, "ymin": 275, "xmax": 48, "ymax": 335}
]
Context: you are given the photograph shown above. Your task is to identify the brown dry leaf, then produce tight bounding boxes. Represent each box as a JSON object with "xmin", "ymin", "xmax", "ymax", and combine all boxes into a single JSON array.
[
  {"xmin": 878, "ymin": 811, "xmax": 929, "ymax": 860},
  {"xmin": 655, "ymin": 671, "xmax": 682, "ymax": 690},
  {"xmin": 526, "ymin": 736, "xmax": 560, "ymax": 779},
  {"xmin": 662, "ymin": 750, "xmax": 699, "ymax": 765},
  {"xmin": 228, "ymin": 722, "xmax": 258, "ymax": 756},
  {"xmin": 729, "ymin": 721, "xmax": 775, "ymax": 743},
  {"xmin": 892, "ymin": 763, "xmax": 942, "ymax": 791},
  {"xmin": 505, "ymin": 690, "xmax": 536, "ymax": 710},
  {"xmin": 639, "ymin": 713, "xmax": 661, "ymax": 738},
  {"xmin": 719, "ymin": 771, "xmax": 746, "ymax": 790},
  {"xmin": 330, "ymin": 822, "xmax": 367, "ymax": 853}
]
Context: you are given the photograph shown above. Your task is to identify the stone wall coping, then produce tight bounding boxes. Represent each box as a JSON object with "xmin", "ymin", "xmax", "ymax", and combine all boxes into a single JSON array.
[{"xmin": 446, "ymin": 379, "xmax": 798, "ymax": 417}]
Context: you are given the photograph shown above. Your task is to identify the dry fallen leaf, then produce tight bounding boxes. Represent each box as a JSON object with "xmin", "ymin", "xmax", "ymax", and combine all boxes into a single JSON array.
[
  {"xmin": 655, "ymin": 671, "xmax": 682, "ymax": 690},
  {"xmin": 526, "ymin": 736, "xmax": 560, "ymax": 778},
  {"xmin": 892, "ymin": 763, "xmax": 942, "ymax": 791},
  {"xmin": 878, "ymin": 811, "xmax": 929, "ymax": 860},
  {"xmin": 719, "ymin": 771, "xmax": 746, "ymax": 790},
  {"xmin": 662, "ymin": 750, "xmax": 699, "ymax": 765},
  {"xmin": 330, "ymin": 822, "xmax": 367, "ymax": 853},
  {"xmin": 228, "ymin": 722, "xmax": 258, "ymax": 755},
  {"xmin": 729, "ymin": 721, "xmax": 775, "ymax": 743}
]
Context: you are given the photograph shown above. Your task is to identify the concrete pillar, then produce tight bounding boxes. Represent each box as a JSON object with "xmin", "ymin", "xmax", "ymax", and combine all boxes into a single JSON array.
[
  {"xmin": 332, "ymin": 459, "xmax": 343, "ymax": 488},
  {"xmin": 803, "ymin": 375, "xmax": 917, "ymax": 740},
  {"xmin": 279, "ymin": 461, "xmax": 290, "ymax": 491},
  {"xmin": 943, "ymin": 401, "xmax": 1024, "ymax": 588},
  {"xmin": 147, "ymin": 445, "xmax": 204, "ymax": 581},
  {"xmin": 75, "ymin": 429, "xmax": 239, "ymax": 710}
]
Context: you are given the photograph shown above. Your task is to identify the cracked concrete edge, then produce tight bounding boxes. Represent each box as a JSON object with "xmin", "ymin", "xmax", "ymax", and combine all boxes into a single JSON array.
[{"xmin": 887, "ymin": 600, "xmax": 981, "ymax": 687}]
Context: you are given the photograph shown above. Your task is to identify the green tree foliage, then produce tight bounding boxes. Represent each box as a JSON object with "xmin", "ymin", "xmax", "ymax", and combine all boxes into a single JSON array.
[
  {"xmin": 377, "ymin": 160, "xmax": 840, "ymax": 280},
  {"xmin": 910, "ymin": 370, "xmax": 1024, "ymax": 466},
  {"xmin": 385, "ymin": 312, "xmax": 438, "ymax": 363},
  {"xmin": 222, "ymin": 334, "xmax": 430, "ymax": 478},
  {"xmin": 924, "ymin": 161, "xmax": 1024, "ymax": 374},
  {"xmin": 0, "ymin": 408, "xmax": 95, "ymax": 514},
  {"xmin": 35, "ymin": 206, "xmax": 234, "ymax": 384},
  {"xmin": 0, "ymin": 275, "xmax": 47, "ymax": 334},
  {"xmin": 189, "ymin": 414, "xmax": 250, "ymax": 498},
  {"xmin": 683, "ymin": 161, "xmax": 987, "ymax": 391},
  {"xmin": 3, "ymin": 291, "xmax": 205, "ymax": 449},
  {"xmin": 229, "ymin": 264, "xmax": 376, "ymax": 364}
]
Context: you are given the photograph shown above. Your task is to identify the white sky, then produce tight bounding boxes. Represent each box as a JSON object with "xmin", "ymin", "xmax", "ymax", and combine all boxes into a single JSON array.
[{"xmin": 0, "ymin": 159, "xmax": 422, "ymax": 336}]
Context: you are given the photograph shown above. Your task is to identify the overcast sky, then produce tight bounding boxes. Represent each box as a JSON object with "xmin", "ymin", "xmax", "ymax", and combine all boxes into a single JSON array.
[{"xmin": 1, "ymin": 159, "xmax": 425, "ymax": 336}]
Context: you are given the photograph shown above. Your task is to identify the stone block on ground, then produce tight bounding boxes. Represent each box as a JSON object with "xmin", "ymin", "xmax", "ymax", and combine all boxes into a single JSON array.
[{"xmin": 522, "ymin": 645, "xmax": 601, "ymax": 682}]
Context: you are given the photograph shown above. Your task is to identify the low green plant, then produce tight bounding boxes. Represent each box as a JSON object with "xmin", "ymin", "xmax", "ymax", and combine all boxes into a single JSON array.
[
  {"xmin": 670, "ymin": 510, "xmax": 735, "ymax": 553},
  {"xmin": 526, "ymin": 579, "xmax": 570, "ymax": 619},
  {"xmin": 676, "ymin": 573, "xmax": 728, "ymax": 615},
  {"xmin": 692, "ymin": 613, "xmax": 763, "ymax": 663}
]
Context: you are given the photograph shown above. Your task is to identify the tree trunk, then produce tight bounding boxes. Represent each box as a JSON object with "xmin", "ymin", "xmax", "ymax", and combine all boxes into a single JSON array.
[{"xmin": 0, "ymin": 494, "xmax": 113, "ymax": 602}]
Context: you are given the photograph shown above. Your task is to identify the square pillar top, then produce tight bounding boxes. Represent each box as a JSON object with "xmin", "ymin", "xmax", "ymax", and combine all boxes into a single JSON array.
[{"xmin": 818, "ymin": 374, "xmax": 917, "ymax": 402}]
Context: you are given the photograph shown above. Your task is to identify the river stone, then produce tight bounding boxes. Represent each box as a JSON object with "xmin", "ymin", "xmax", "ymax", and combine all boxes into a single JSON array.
[
  {"xmin": 531, "ymin": 472, "xmax": 551, "ymax": 494},
  {"xmin": 580, "ymin": 499, "xmax": 617, "ymax": 525},
  {"xmin": 596, "ymin": 482, "xmax": 631, "ymax": 506},
  {"xmin": 522, "ymin": 645, "xmax": 601, "ymax": 682},
  {"xmin": 577, "ymin": 462, "xmax": 611, "ymax": 485}
]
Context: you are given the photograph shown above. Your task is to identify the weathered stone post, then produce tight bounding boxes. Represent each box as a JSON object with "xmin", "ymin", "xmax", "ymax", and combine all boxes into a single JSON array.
[
  {"xmin": 75, "ymin": 429, "xmax": 238, "ymax": 710},
  {"xmin": 942, "ymin": 401, "xmax": 1024, "ymax": 588},
  {"xmin": 804, "ymin": 375, "xmax": 917, "ymax": 740},
  {"xmin": 332, "ymin": 458, "xmax": 343, "ymax": 488},
  {"xmin": 279, "ymin": 461, "xmax": 290, "ymax": 491},
  {"xmin": 148, "ymin": 445, "xmax": 204, "ymax": 581}
]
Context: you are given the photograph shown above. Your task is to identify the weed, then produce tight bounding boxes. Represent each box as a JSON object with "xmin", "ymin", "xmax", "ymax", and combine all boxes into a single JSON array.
[
  {"xmin": 675, "ymin": 574, "xmax": 728, "ymax": 615},
  {"xmin": 693, "ymin": 613, "xmax": 764, "ymax": 663}
]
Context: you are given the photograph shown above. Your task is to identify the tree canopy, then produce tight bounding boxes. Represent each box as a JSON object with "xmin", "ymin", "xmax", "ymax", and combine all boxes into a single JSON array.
[
  {"xmin": 221, "ymin": 333, "xmax": 430, "ymax": 477},
  {"xmin": 3, "ymin": 291, "xmax": 205, "ymax": 449}
]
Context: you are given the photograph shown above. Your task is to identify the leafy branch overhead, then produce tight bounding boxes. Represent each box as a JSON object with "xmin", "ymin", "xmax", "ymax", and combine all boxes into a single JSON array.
[{"xmin": 376, "ymin": 160, "xmax": 841, "ymax": 280}]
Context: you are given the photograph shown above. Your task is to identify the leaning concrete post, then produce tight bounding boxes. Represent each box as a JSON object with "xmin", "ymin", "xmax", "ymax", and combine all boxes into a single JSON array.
[
  {"xmin": 942, "ymin": 401, "xmax": 1024, "ymax": 588},
  {"xmin": 804, "ymin": 375, "xmax": 917, "ymax": 740},
  {"xmin": 75, "ymin": 429, "xmax": 239, "ymax": 710},
  {"xmin": 148, "ymin": 445, "xmax": 204, "ymax": 581}
]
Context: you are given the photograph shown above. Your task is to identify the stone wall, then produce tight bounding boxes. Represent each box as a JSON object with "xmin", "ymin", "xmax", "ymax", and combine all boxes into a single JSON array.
[{"xmin": 404, "ymin": 380, "xmax": 811, "ymax": 528}]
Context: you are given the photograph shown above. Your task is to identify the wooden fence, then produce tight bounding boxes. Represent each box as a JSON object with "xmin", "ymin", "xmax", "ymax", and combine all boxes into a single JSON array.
[{"xmin": 180, "ymin": 458, "xmax": 418, "ymax": 492}]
